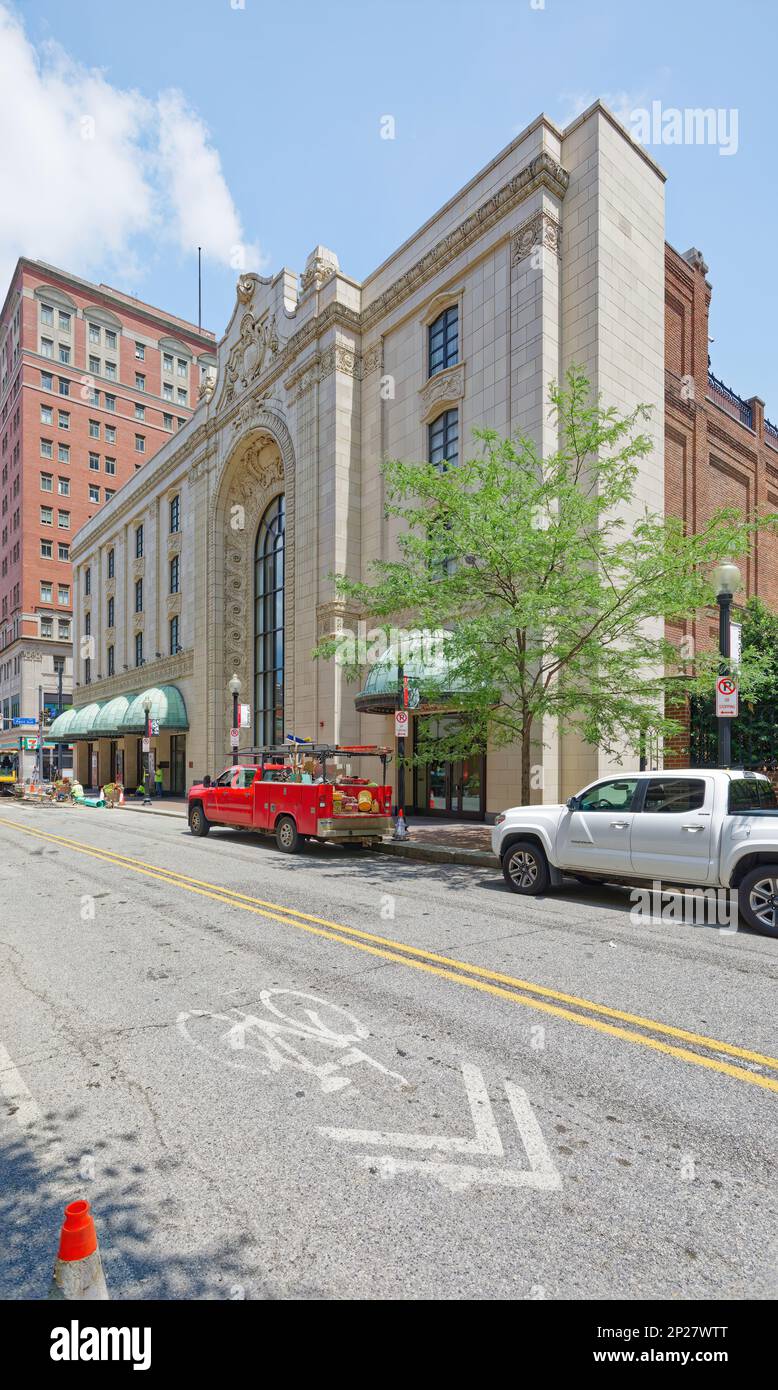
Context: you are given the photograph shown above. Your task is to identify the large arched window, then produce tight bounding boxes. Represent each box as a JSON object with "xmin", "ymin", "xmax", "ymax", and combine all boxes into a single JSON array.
[{"xmin": 254, "ymin": 494, "xmax": 285, "ymax": 746}]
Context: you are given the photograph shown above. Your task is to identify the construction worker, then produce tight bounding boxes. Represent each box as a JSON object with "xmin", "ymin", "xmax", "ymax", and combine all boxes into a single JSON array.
[{"xmin": 154, "ymin": 766, "xmax": 163, "ymax": 798}]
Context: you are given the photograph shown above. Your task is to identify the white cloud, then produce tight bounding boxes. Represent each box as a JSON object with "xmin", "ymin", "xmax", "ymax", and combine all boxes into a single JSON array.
[{"xmin": 0, "ymin": 3, "xmax": 262, "ymax": 292}]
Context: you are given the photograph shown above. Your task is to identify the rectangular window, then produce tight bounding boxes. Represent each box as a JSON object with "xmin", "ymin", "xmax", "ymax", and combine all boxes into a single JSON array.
[
  {"xmin": 40, "ymin": 582, "xmax": 53, "ymax": 602},
  {"xmin": 41, "ymin": 338, "xmax": 53, "ymax": 358},
  {"xmin": 163, "ymin": 352, "xmax": 173, "ymax": 372},
  {"xmin": 89, "ymin": 453, "xmax": 99, "ymax": 471},
  {"xmin": 170, "ymin": 615, "xmax": 180, "ymax": 654},
  {"xmin": 105, "ymin": 425, "xmax": 116, "ymax": 444},
  {"xmin": 135, "ymin": 632, "xmax": 143, "ymax": 667},
  {"xmin": 58, "ymin": 345, "xmax": 70, "ymax": 365},
  {"xmin": 135, "ymin": 434, "xmax": 145, "ymax": 453},
  {"xmin": 58, "ymin": 310, "xmax": 71, "ymax": 332},
  {"xmin": 135, "ymin": 373, "xmax": 145, "ymax": 391},
  {"xmin": 642, "ymin": 778, "xmax": 707, "ymax": 814},
  {"xmin": 428, "ymin": 304, "xmax": 459, "ymax": 377},
  {"xmin": 84, "ymin": 567, "xmax": 91, "ymax": 596},
  {"xmin": 163, "ymin": 382, "xmax": 173, "ymax": 401},
  {"xmin": 58, "ymin": 619, "xmax": 70, "ymax": 639},
  {"xmin": 105, "ymin": 488, "xmax": 115, "ymax": 499},
  {"xmin": 428, "ymin": 408, "xmax": 459, "ymax": 469},
  {"xmin": 107, "ymin": 596, "xmax": 114, "ymax": 627},
  {"xmin": 58, "ymin": 477, "xmax": 70, "ymax": 496},
  {"xmin": 169, "ymin": 554, "xmax": 179, "ymax": 594},
  {"xmin": 41, "ymin": 370, "xmax": 53, "ymax": 390},
  {"xmin": 89, "ymin": 485, "xmax": 100, "ymax": 503},
  {"xmin": 89, "ymin": 419, "xmax": 100, "ymax": 438},
  {"xmin": 135, "ymin": 524, "xmax": 144, "ymax": 558},
  {"xmin": 134, "ymin": 404, "xmax": 145, "ymax": 421},
  {"xmin": 58, "ymin": 510, "xmax": 70, "ymax": 529},
  {"xmin": 88, "ymin": 355, "xmax": 100, "ymax": 374},
  {"xmin": 135, "ymin": 578, "xmax": 143, "ymax": 612},
  {"xmin": 89, "ymin": 323, "xmax": 100, "ymax": 345},
  {"xmin": 163, "ymin": 412, "xmax": 173, "ymax": 430},
  {"xmin": 84, "ymin": 657, "xmax": 91, "ymax": 685},
  {"xmin": 58, "ymin": 378, "xmax": 70, "ymax": 396},
  {"xmin": 58, "ymin": 543, "xmax": 69, "ymax": 561},
  {"xmin": 105, "ymin": 457, "xmax": 116, "ymax": 475},
  {"xmin": 169, "ymin": 494, "xmax": 180, "ymax": 533},
  {"xmin": 40, "ymin": 439, "xmax": 53, "ymax": 458},
  {"xmin": 105, "ymin": 330, "xmax": 117, "ymax": 350},
  {"xmin": 40, "ymin": 617, "xmax": 53, "ymax": 639},
  {"xmin": 58, "ymin": 584, "xmax": 70, "ymax": 605},
  {"xmin": 41, "ymin": 305, "xmax": 54, "ymax": 326},
  {"xmin": 135, "ymin": 342, "xmax": 145, "ymax": 360},
  {"xmin": 40, "ymin": 506, "xmax": 53, "ymax": 525},
  {"xmin": 57, "ymin": 444, "xmax": 69, "ymax": 463},
  {"xmin": 176, "ymin": 358, "xmax": 187, "ymax": 378},
  {"xmin": 41, "ymin": 540, "xmax": 53, "ymax": 558},
  {"xmin": 58, "ymin": 410, "xmax": 70, "ymax": 430},
  {"xmin": 40, "ymin": 405, "xmax": 53, "ymax": 425},
  {"xmin": 105, "ymin": 394, "xmax": 116, "ymax": 411},
  {"xmin": 107, "ymin": 548, "xmax": 115, "ymax": 578},
  {"xmin": 107, "ymin": 645, "xmax": 115, "ymax": 676},
  {"xmin": 40, "ymin": 472, "xmax": 53, "ymax": 492},
  {"xmin": 177, "ymin": 387, "xmax": 187, "ymax": 405},
  {"xmin": 105, "ymin": 361, "xmax": 117, "ymax": 380}
]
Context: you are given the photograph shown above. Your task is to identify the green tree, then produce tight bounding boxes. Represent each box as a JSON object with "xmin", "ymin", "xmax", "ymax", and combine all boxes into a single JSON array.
[
  {"xmin": 318, "ymin": 370, "xmax": 775, "ymax": 804},
  {"xmin": 690, "ymin": 596, "xmax": 778, "ymax": 767}
]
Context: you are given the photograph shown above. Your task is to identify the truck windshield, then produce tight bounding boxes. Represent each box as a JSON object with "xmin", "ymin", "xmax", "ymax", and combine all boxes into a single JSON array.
[{"xmin": 728, "ymin": 778, "xmax": 778, "ymax": 812}]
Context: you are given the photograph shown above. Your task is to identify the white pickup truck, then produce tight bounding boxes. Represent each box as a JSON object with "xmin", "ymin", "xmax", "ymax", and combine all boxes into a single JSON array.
[{"xmin": 492, "ymin": 768, "xmax": 778, "ymax": 937}]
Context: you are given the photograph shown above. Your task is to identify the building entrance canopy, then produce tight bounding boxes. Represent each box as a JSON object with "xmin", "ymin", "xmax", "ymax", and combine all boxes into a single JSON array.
[
  {"xmin": 354, "ymin": 644, "xmax": 475, "ymax": 715},
  {"xmin": 47, "ymin": 686, "xmax": 189, "ymax": 742}
]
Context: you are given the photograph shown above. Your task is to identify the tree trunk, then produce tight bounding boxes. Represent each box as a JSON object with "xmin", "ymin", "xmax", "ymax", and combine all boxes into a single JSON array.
[{"xmin": 520, "ymin": 715, "xmax": 533, "ymax": 805}]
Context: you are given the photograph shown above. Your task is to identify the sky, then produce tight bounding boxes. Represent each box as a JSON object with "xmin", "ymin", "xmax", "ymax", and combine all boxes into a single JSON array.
[{"xmin": 2, "ymin": 0, "xmax": 776, "ymax": 406}]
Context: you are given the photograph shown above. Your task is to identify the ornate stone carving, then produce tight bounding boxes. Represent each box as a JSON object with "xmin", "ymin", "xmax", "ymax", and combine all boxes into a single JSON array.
[
  {"xmin": 511, "ymin": 210, "xmax": 562, "ymax": 265},
  {"xmin": 300, "ymin": 246, "xmax": 339, "ymax": 294},
  {"xmin": 166, "ymin": 593, "xmax": 181, "ymax": 616},
  {"xmin": 198, "ymin": 374, "xmax": 216, "ymax": 402},
  {"xmin": 132, "ymin": 557, "xmax": 145, "ymax": 579},
  {"xmin": 419, "ymin": 363, "xmax": 465, "ymax": 421},
  {"xmin": 236, "ymin": 273, "xmax": 260, "ymax": 304},
  {"xmin": 168, "ymin": 532, "xmax": 182, "ymax": 555},
  {"xmin": 224, "ymin": 312, "xmax": 279, "ymax": 404},
  {"xmin": 362, "ymin": 342, "xmax": 383, "ymax": 376},
  {"xmin": 105, "ymin": 577, "xmax": 115, "ymax": 597}
]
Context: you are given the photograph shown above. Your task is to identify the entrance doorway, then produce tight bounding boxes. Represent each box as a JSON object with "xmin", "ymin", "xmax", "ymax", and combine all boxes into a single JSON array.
[
  {"xmin": 169, "ymin": 735, "xmax": 186, "ymax": 795},
  {"xmin": 410, "ymin": 715, "xmax": 485, "ymax": 820}
]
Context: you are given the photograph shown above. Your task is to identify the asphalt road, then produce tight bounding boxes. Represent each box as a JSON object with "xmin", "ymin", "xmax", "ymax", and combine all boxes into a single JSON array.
[{"xmin": 0, "ymin": 799, "xmax": 776, "ymax": 1301}]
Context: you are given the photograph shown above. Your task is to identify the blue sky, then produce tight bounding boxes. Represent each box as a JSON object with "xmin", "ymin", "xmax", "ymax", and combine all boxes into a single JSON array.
[{"xmin": 6, "ymin": 0, "xmax": 777, "ymax": 407}]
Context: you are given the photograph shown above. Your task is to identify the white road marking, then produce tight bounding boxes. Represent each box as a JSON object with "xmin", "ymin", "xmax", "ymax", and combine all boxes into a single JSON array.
[
  {"xmin": 319, "ymin": 1061, "xmax": 562, "ymax": 1193},
  {"xmin": 0, "ymin": 1044, "xmax": 41, "ymax": 1129}
]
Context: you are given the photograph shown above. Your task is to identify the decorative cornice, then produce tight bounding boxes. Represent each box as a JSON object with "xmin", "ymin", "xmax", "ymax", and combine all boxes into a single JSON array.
[
  {"xmin": 511, "ymin": 209, "xmax": 562, "ymax": 264},
  {"xmin": 71, "ymin": 648, "xmax": 193, "ymax": 707}
]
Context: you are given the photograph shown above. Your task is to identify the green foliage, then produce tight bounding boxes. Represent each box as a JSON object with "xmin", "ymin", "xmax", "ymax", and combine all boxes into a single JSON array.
[{"xmin": 316, "ymin": 369, "xmax": 776, "ymax": 801}]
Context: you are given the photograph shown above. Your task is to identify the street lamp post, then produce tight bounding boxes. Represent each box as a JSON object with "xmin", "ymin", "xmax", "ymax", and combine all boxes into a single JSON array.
[
  {"xmin": 712, "ymin": 560, "xmax": 741, "ymax": 769},
  {"xmin": 142, "ymin": 696, "xmax": 152, "ymax": 805},
  {"xmin": 229, "ymin": 673, "xmax": 241, "ymax": 766}
]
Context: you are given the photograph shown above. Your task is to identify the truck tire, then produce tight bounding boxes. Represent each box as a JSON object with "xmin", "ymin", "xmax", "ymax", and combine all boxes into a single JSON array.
[
  {"xmin": 501, "ymin": 840, "xmax": 550, "ymax": 895},
  {"xmin": 738, "ymin": 866, "xmax": 778, "ymax": 938},
  {"xmin": 189, "ymin": 803, "xmax": 210, "ymax": 837},
  {"xmin": 275, "ymin": 815, "xmax": 301, "ymax": 854}
]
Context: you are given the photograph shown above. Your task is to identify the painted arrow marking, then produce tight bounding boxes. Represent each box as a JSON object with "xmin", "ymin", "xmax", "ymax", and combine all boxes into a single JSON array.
[{"xmin": 318, "ymin": 1061, "xmax": 562, "ymax": 1193}]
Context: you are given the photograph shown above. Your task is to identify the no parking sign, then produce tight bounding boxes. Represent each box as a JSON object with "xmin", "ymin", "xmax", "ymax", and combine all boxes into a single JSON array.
[
  {"xmin": 715, "ymin": 675, "xmax": 738, "ymax": 717},
  {"xmin": 394, "ymin": 710, "xmax": 409, "ymax": 739}
]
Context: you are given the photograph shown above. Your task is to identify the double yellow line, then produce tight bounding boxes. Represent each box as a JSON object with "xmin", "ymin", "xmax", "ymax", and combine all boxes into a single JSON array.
[{"xmin": 2, "ymin": 815, "xmax": 777, "ymax": 1094}]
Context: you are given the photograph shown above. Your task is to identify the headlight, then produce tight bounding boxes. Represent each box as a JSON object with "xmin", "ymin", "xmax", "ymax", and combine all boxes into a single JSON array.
[{"xmin": 494, "ymin": 812, "xmax": 506, "ymax": 825}]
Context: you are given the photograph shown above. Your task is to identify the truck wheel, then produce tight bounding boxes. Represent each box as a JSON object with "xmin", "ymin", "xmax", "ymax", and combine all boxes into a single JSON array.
[
  {"xmin": 502, "ymin": 840, "xmax": 550, "ymax": 895},
  {"xmin": 189, "ymin": 804, "xmax": 210, "ymax": 837},
  {"xmin": 275, "ymin": 816, "xmax": 300, "ymax": 853},
  {"xmin": 738, "ymin": 867, "xmax": 778, "ymax": 937}
]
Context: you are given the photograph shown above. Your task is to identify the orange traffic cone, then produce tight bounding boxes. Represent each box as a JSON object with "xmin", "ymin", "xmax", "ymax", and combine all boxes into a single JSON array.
[
  {"xmin": 48, "ymin": 1199, "xmax": 109, "ymax": 1301},
  {"xmin": 393, "ymin": 807, "xmax": 409, "ymax": 841}
]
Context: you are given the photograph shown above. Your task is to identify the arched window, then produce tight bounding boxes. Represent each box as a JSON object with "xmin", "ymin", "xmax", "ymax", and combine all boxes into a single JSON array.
[{"xmin": 254, "ymin": 494, "xmax": 285, "ymax": 746}]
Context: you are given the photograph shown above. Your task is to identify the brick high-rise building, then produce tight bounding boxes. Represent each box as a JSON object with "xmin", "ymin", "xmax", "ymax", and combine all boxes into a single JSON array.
[{"xmin": 0, "ymin": 258, "xmax": 215, "ymax": 780}]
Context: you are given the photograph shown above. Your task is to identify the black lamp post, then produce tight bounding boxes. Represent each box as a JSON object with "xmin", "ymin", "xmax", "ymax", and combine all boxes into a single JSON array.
[
  {"xmin": 142, "ymin": 696, "xmax": 152, "ymax": 804},
  {"xmin": 712, "ymin": 560, "xmax": 741, "ymax": 768},
  {"xmin": 229, "ymin": 673, "xmax": 241, "ymax": 765}
]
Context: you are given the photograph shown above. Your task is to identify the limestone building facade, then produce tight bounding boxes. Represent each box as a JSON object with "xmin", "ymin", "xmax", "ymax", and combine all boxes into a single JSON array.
[{"xmin": 58, "ymin": 102, "xmax": 667, "ymax": 813}]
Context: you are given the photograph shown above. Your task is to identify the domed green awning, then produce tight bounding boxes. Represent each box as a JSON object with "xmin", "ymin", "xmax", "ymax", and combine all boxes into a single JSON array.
[
  {"xmin": 46, "ymin": 706, "xmax": 80, "ymax": 742},
  {"xmin": 354, "ymin": 644, "xmax": 473, "ymax": 714},
  {"xmin": 118, "ymin": 686, "xmax": 189, "ymax": 733},
  {"xmin": 93, "ymin": 693, "xmax": 137, "ymax": 737},
  {"xmin": 68, "ymin": 702, "xmax": 105, "ymax": 739}
]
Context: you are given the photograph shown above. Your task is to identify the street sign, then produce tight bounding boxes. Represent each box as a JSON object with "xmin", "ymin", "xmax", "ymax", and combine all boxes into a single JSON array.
[
  {"xmin": 238, "ymin": 703, "xmax": 251, "ymax": 728},
  {"xmin": 407, "ymin": 686, "xmax": 421, "ymax": 710},
  {"xmin": 715, "ymin": 675, "xmax": 738, "ymax": 717},
  {"xmin": 142, "ymin": 737, "xmax": 150, "ymax": 753},
  {"xmin": 150, "ymin": 719, "xmax": 160, "ymax": 737},
  {"xmin": 394, "ymin": 710, "xmax": 409, "ymax": 739},
  {"xmin": 230, "ymin": 728, "xmax": 240, "ymax": 749},
  {"xmin": 12, "ymin": 717, "xmax": 36, "ymax": 727}
]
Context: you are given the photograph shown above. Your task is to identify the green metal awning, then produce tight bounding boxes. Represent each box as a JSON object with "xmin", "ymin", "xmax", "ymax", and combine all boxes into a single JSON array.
[
  {"xmin": 354, "ymin": 645, "xmax": 473, "ymax": 714},
  {"xmin": 45, "ymin": 706, "xmax": 80, "ymax": 742},
  {"xmin": 93, "ymin": 693, "xmax": 136, "ymax": 737},
  {"xmin": 68, "ymin": 702, "xmax": 105, "ymax": 739},
  {"xmin": 119, "ymin": 686, "xmax": 189, "ymax": 732}
]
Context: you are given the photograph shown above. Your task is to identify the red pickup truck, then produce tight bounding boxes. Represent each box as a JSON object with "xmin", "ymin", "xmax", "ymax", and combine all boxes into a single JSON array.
[{"xmin": 187, "ymin": 747, "xmax": 394, "ymax": 853}]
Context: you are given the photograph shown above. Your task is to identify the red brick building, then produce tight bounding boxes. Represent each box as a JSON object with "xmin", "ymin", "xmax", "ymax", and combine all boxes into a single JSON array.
[
  {"xmin": 664, "ymin": 243, "xmax": 778, "ymax": 762},
  {"xmin": 0, "ymin": 259, "xmax": 215, "ymax": 778}
]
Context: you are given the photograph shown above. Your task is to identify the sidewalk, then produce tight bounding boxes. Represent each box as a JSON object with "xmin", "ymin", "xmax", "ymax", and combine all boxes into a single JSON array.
[{"xmin": 118, "ymin": 799, "xmax": 497, "ymax": 867}]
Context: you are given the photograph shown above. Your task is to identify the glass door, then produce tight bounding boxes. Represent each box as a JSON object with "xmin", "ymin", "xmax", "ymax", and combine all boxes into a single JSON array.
[{"xmin": 411, "ymin": 718, "xmax": 486, "ymax": 820}]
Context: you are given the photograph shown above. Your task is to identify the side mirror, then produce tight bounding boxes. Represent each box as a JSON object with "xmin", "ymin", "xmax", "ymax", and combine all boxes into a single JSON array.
[
  {"xmin": 202, "ymin": 775, "xmax": 211, "ymax": 788},
  {"xmin": 566, "ymin": 796, "xmax": 578, "ymax": 811}
]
